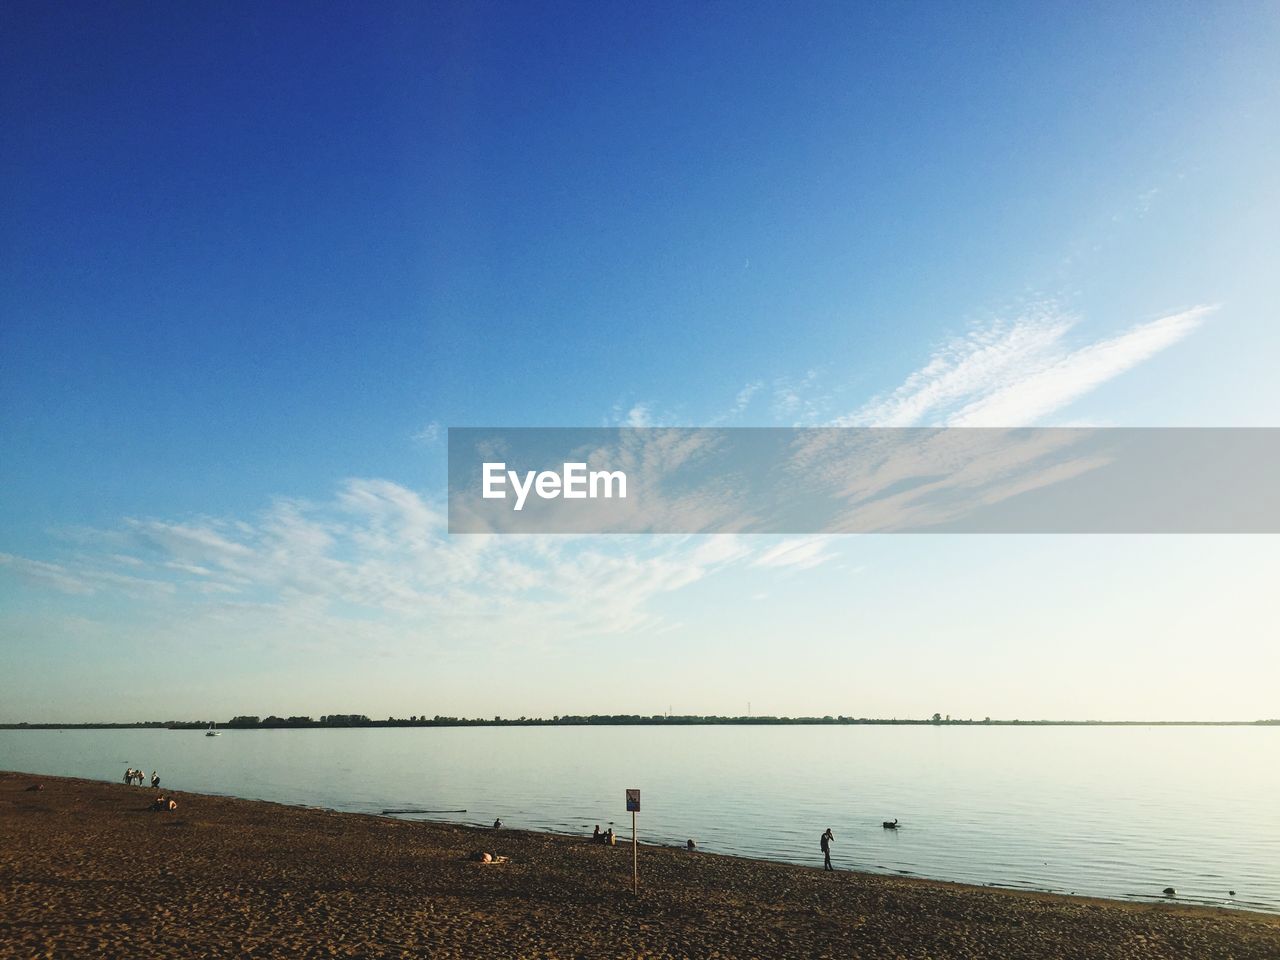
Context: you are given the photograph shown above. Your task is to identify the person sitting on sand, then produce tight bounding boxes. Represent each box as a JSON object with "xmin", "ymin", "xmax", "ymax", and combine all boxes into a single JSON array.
[
  {"xmin": 606, "ymin": 827, "xmax": 616, "ymax": 846},
  {"xmin": 493, "ymin": 818, "xmax": 503, "ymax": 829},
  {"xmin": 687, "ymin": 839, "xmax": 696, "ymax": 852}
]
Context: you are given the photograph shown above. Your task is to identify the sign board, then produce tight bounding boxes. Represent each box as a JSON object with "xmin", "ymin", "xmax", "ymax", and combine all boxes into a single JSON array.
[{"xmin": 625, "ymin": 788, "xmax": 640, "ymax": 812}]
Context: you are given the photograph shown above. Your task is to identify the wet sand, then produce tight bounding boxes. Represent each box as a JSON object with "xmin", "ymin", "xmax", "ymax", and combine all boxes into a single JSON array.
[{"xmin": 2, "ymin": 772, "xmax": 1277, "ymax": 959}]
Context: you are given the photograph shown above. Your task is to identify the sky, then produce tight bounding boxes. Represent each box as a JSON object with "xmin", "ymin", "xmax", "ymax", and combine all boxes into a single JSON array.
[{"xmin": 2, "ymin": 2, "xmax": 1278, "ymax": 722}]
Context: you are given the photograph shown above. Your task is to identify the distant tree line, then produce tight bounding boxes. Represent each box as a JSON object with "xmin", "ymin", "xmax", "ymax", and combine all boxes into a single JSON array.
[{"xmin": 4, "ymin": 716, "xmax": 1277, "ymax": 730}]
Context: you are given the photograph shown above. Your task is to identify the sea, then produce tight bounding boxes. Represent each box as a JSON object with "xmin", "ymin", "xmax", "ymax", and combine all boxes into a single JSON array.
[{"xmin": 2, "ymin": 724, "xmax": 1276, "ymax": 914}]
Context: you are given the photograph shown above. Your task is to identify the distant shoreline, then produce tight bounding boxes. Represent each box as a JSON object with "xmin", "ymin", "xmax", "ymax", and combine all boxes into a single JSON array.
[{"xmin": 3, "ymin": 716, "xmax": 1277, "ymax": 730}]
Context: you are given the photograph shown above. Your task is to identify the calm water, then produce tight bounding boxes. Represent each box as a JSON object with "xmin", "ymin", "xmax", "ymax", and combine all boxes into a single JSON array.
[{"xmin": 3, "ymin": 725, "xmax": 1277, "ymax": 914}]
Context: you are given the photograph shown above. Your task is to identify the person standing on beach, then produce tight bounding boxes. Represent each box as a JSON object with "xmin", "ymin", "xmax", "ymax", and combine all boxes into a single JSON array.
[
  {"xmin": 820, "ymin": 828, "xmax": 835, "ymax": 871},
  {"xmin": 151, "ymin": 771, "xmax": 160, "ymax": 789}
]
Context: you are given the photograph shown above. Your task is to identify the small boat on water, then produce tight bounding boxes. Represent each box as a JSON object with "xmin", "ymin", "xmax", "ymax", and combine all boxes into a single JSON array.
[{"xmin": 205, "ymin": 723, "xmax": 220, "ymax": 737}]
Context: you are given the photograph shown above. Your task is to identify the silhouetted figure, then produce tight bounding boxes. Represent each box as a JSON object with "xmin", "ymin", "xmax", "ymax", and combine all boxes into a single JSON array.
[
  {"xmin": 592, "ymin": 825, "xmax": 602, "ymax": 843},
  {"xmin": 493, "ymin": 818, "xmax": 503, "ymax": 829},
  {"xmin": 686, "ymin": 839, "xmax": 696, "ymax": 852},
  {"xmin": 882, "ymin": 818, "xmax": 899, "ymax": 829},
  {"xmin": 820, "ymin": 828, "xmax": 835, "ymax": 871}
]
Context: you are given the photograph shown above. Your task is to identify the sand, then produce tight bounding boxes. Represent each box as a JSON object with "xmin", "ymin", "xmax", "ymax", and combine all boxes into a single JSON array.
[{"xmin": 2, "ymin": 772, "xmax": 1277, "ymax": 959}]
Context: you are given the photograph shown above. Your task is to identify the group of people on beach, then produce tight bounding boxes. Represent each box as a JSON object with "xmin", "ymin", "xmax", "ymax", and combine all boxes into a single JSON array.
[
  {"xmin": 591, "ymin": 824, "xmax": 617, "ymax": 845},
  {"xmin": 123, "ymin": 767, "xmax": 160, "ymax": 789},
  {"xmin": 121, "ymin": 767, "xmax": 175, "ymax": 812}
]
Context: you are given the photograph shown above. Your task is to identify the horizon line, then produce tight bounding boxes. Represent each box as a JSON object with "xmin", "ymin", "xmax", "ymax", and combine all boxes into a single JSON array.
[{"xmin": 3, "ymin": 715, "xmax": 1278, "ymax": 729}]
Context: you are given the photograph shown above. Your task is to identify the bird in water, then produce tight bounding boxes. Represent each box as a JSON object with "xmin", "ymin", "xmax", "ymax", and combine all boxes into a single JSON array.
[{"xmin": 882, "ymin": 818, "xmax": 900, "ymax": 829}]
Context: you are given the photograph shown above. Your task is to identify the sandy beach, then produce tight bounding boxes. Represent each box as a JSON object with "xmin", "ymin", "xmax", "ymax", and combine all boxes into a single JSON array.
[{"xmin": 2, "ymin": 771, "xmax": 1277, "ymax": 959}]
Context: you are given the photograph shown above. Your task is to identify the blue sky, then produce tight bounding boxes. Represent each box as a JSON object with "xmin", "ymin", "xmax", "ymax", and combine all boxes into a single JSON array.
[{"xmin": 2, "ymin": 3, "xmax": 1278, "ymax": 721}]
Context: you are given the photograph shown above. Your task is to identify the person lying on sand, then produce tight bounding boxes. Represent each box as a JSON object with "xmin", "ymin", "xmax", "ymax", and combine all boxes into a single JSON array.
[{"xmin": 472, "ymin": 851, "xmax": 510, "ymax": 864}]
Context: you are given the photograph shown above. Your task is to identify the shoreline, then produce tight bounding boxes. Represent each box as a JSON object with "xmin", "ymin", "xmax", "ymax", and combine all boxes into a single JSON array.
[
  {"xmin": 4, "ymin": 772, "xmax": 1279, "ymax": 958},
  {"xmin": 4, "ymin": 719, "xmax": 1278, "ymax": 729},
  {"xmin": 2, "ymin": 757, "xmax": 1269, "ymax": 918}
]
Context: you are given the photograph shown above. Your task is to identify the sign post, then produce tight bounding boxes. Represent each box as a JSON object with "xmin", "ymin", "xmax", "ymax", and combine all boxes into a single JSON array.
[{"xmin": 625, "ymin": 788, "xmax": 640, "ymax": 895}]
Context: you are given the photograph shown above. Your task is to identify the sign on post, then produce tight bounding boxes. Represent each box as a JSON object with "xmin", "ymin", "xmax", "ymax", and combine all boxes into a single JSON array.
[{"xmin": 626, "ymin": 788, "xmax": 640, "ymax": 894}]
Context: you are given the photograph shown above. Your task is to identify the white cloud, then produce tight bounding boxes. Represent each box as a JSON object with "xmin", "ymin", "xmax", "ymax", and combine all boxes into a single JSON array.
[
  {"xmin": 730, "ymin": 381, "xmax": 762, "ymax": 416},
  {"xmin": 0, "ymin": 301, "xmax": 1210, "ymax": 658},
  {"xmin": 412, "ymin": 421, "xmax": 441, "ymax": 444},
  {"xmin": 771, "ymin": 370, "xmax": 829, "ymax": 424},
  {"xmin": 948, "ymin": 307, "xmax": 1211, "ymax": 426},
  {"xmin": 841, "ymin": 305, "xmax": 1212, "ymax": 428},
  {"xmin": 0, "ymin": 484, "xmax": 762, "ymax": 653},
  {"xmin": 0, "ymin": 553, "xmax": 94, "ymax": 595},
  {"xmin": 0, "ymin": 552, "xmax": 175, "ymax": 598},
  {"xmin": 752, "ymin": 537, "xmax": 834, "ymax": 571}
]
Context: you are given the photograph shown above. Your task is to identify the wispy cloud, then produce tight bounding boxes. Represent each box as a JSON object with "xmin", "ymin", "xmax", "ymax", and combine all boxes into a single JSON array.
[
  {"xmin": 0, "ymin": 554, "xmax": 95, "ymax": 595},
  {"xmin": 706, "ymin": 380, "xmax": 764, "ymax": 425},
  {"xmin": 752, "ymin": 537, "xmax": 834, "ymax": 571},
  {"xmin": 2, "ymin": 483, "xmax": 762, "ymax": 653},
  {"xmin": 730, "ymin": 381, "xmax": 762, "ymax": 416},
  {"xmin": 0, "ymin": 301, "xmax": 1211, "ymax": 657},
  {"xmin": 0, "ymin": 552, "xmax": 176, "ymax": 598},
  {"xmin": 623, "ymin": 404, "xmax": 652, "ymax": 428},
  {"xmin": 771, "ymin": 370, "xmax": 831, "ymax": 424},
  {"xmin": 947, "ymin": 307, "xmax": 1211, "ymax": 426},
  {"xmin": 840, "ymin": 305, "xmax": 1213, "ymax": 428},
  {"xmin": 412, "ymin": 421, "xmax": 442, "ymax": 444}
]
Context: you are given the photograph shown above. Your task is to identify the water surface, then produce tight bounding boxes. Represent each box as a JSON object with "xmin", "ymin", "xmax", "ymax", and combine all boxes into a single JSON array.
[{"xmin": 2, "ymin": 725, "xmax": 1275, "ymax": 913}]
